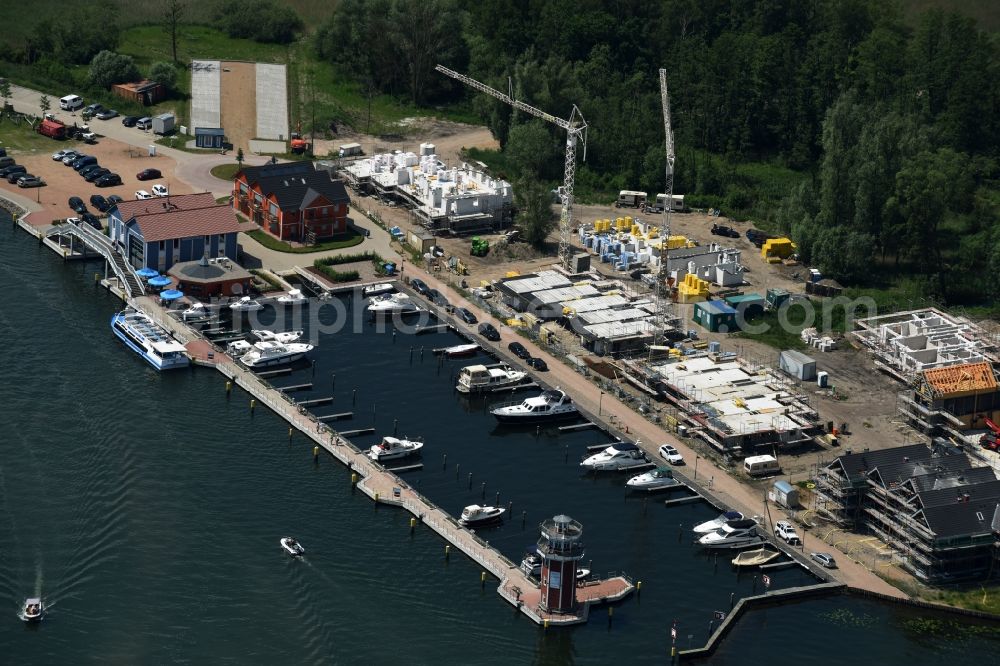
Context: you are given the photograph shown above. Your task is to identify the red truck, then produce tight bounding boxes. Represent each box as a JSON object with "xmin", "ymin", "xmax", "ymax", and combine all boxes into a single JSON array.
[{"xmin": 37, "ymin": 118, "xmax": 67, "ymax": 139}]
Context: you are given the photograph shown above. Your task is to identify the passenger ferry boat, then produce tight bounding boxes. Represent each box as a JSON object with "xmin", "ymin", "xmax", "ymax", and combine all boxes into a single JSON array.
[
  {"xmin": 490, "ymin": 389, "xmax": 578, "ymax": 423},
  {"xmin": 456, "ymin": 364, "xmax": 528, "ymax": 394},
  {"xmin": 111, "ymin": 309, "xmax": 190, "ymax": 370}
]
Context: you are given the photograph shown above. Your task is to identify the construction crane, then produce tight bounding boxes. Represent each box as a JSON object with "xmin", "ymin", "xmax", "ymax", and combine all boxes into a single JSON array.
[
  {"xmin": 654, "ymin": 68, "xmax": 676, "ymax": 342},
  {"xmin": 435, "ymin": 64, "xmax": 587, "ymax": 271}
]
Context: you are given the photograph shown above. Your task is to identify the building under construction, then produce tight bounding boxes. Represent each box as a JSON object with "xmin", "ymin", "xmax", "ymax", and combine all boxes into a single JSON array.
[
  {"xmin": 898, "ymin": 361, "xmax": 1000, "ymax": 442},
  {"xmin": 340, "ymin": 144, "xmax": 513, "ymax": 234},
  {"xmin": 815, "ymin": 442, "xmax": 1000, "ymax": 583}
]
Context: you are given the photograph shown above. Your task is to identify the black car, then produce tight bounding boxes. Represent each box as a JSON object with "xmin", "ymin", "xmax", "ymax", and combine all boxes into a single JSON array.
[
  {"xmin": 478, "ymin": 322, "xmax": 500, "ymax": 341},
  {"xmin": 526, "ymin": 357, "xmax": 548, "ymax": 371},
  {"xmin": 456, "ymin": 307, "xmax": 477, "ymax": 325},
  {"xmin": 711, "ymin": 223, "xmax": 740, "ymax": 238},
  {"xmin": 508, "ymin": 341, "xmax": 531, "ymax": 360},
  {"xmin": 410, "ymin": 278, "xmax": 430, "ymax": 296},
  {"xmin": 4, "ymin": 166, "xmax": 27, "ymax": 182},
  {"xmin": 428, "ymin": 289, "xmax": 448, "ymax": 306},
  {"xmin": 96, "ymin": 173, "xmax": 122, "ymax": 188},
  {"xmin": 79, "ymin": 164, "xmax": 103, "ymax": 178},
  {"xmin": 107, "ymin": 194, "xmax": 124, "ymax": 205},
  {"xmin": 90, "ymin": 194, "xmax": 109, "ymax": 212},
  {"xmin": 0, "ymin": 164, "xmax": 21, "ymax": 178},
  {"xmin": 68, "ymin": 197, "xmax": 87, "ymax": 214},
  {"xmin": 81, "ymin": 212, "xmax": 101, "ymax": 230},
  {"xmin": 121, "ymin": 116, "xmax": 139, "ymax": 127},
  {"xmin": 84, "ymin": 168, "xmax": 111, "ymax": 183}
]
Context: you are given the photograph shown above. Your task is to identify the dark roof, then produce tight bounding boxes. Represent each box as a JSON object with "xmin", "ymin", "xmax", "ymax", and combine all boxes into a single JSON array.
[
  {"xmin": 240, "ymin": 162, "xmax": 349, "ymax": 211},
  {"xmin": 195, "ymin": 128, "xmax": 225, "ymax": 136},
  {"xmin": 871, "ymin": 454, "xmax": 972, "ymax": 489},
  {"xmin": 115, "ymin": 193, "xmax": 241, "ymax": 242},
  {"xmin": 239, "ymin": 160, "xmax": 314, "ymax": 182},
  {"xmin": 920, "ymin": 490, "xmax": 1000, "ymax": 539},
  {"xmin": 168, "ymin": 257, "xmax": 251, "ymax": 283},
  {"xmin": 917, "ymin": 478, "xmax": 1000, "ymax": 509},
  {"xmin": 910, "ymin": 466, "xmax": 997, "ymax": 493},
  {"xmin": 833, "ymin": 443, "xmax": 933, "ymax": 483}
]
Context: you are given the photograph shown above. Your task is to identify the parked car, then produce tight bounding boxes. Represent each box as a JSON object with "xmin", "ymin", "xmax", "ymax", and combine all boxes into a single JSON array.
[
  {"xmin": 775, "ymin": 521, "xmax": 801, "ymax": 545},
  {"xmin": 810, "ymin": 552, "xmax": 837, "ymax": 569},
  {"xmin": 711, "ymin": 223, "xmax": 740, "ymax": 238},
  {"xmin": 96, "ymin": 173, "xmax": 123, "ymax": 188},
  {"xmin": 137, "ymin": 168, "xmax": 161, "ymax": 181},
  {"xmin": 658, "ymin": 444, "xmax": 685, "ymax": 465},
  {"xmin": 136, "ymin": 117, "xmax": 153, "ymax": 130},
  {"xmin": 4, "ymin": 166, "xmax": 27, "ymax": 182},
  {"xmin": 95, "ymin": 109, "xmax": 118, "ymax": 120},
  {"xmin": 410, "ymin": 278, "xmax": 430, "ymax": 296},
  {"xmin": 81, "ymin": 212, "xmax": 101, "ymax": 230},
  {"xmin": 63, "ymin": 153, "xmax": 85, "ymax": 165},
  {"xmin": 0, "ymin": 164, "xmax": 21, "ymax": 178},
  {"xmin": 85, "ymin": 168, "xmax": 111, "ymax": 183},
  {"xmin": 121, "ymin": 116, "xmax": 139, "ymax": 127},
  {"xmin": 52, "ymin": 149, "xmax": 77, "ymax": 161},
  {"xmin": 135, "ymin": 190, "xmax": 153, "ymax": 200},
  {"xmin": 478, "ymin": 322, "xmax": 500, "ymax": 341},
  {"xmin": 90, "ymin": 194, "xmax": 109, "ymax": 212},
  {"xmin": 17, "ymin": 175, "xmax": 45, "ymax": 188},
  {"xmin": 79, "ymin": 164, "xmax": 104, "ymax": 178},
  {"xmin": 456, "ymin": 307, "xmax": 477, "ymax": 325},
  {"xmin": 84, "ymin": 103, "xmax": 104, "ymax": 115},
  {"xmin": 151, "ymin": 184, "xmax": 169, "ymax": 197},
  {"xmin": 428, "ymin": 288, "xmax": 447, "ymax": 305},
  {"xmin": 81, "ymin": 132, "xmax": 98, "ymax": 143},
  {"xmin": 508, "ymin": 341, "xmax": 531, "ymax": 360},
  {"xmin": 73, "ymin": 156, "xmax": 98, "ymax": 171},
  {"xmin": 106, "ymin": 194, "xmax": 124, "ymax": 205},
  {"xmin": 65, "ymin": 217, "xmax": 81, "ymax": 225},
  {"xmin": 68, "ymin": 196, "xmax": 87, "ymax": 214},
  {"xmin": 526, "ymin": 357, "xmax": 548, "ymax": 371}
]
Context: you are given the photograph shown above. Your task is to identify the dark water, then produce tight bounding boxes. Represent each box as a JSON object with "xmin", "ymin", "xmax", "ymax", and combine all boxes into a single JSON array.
[{"xmin": 2, "ymin": 209, "xmax": 999, "ymax": 663}]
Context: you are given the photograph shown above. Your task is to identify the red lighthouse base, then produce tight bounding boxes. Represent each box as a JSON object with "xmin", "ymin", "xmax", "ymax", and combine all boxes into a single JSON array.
[{"xmin": 539, "ymin": 557, "xmax": 578, "ymax": 614}]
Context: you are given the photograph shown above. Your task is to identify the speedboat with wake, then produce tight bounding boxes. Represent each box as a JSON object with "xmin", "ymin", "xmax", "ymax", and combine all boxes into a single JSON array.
[
  {"xmin": 626, "ymin": 466, "xmax": 681, "ymax": 490},
  {"xmin": 456, "ymin": 364, "xmax": 527, "ymax": 394},
  {"xmin": 459, "ymin": 504, "xmax": 505, "ymax": 527},
  {"xmin": 21, "ymin": 598, "xmax": 43, "ymax": 623},
  {"xmin": 491, "ymin": 389, "xmax": 578, "ymax": 423},
  {"xmin": 280, "ymin": 537, "xmax": 304, "ymax": 557},
  {"xmin": 693, "ymin": 511, "xmax": 745, "ymax": 534},
  {"xmin": 580, "ymin": 442, "xmax": 650, "ymax": 471},
  {"xmin": 368, "ymin": 436, "xmax": 424, "ymax": 462},
  {"xmin": 111, "ymin": 308, "xmax": 190, "ymax": 371},
  {"xmin": 239, "ymin": 341, "xmax": 314, "ymax": 368},
  {"xmin": 251, "ymin": 329, "xmax": 303, "ymax": 344}
]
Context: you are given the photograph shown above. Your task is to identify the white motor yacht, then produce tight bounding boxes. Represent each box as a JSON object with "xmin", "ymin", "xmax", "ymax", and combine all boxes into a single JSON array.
[
  {"xmin": 240, "ymin": 341, "xmax": 314, "ymax": 368},
  {"xmin": 366, "ymin": 292, "xmax": 420, "ymax": 315},
  {"xmin": 21, "ymin": 597, "xmax": 43, "ymax": 623},
  {"xmin": 459, "ymin": 504, "xmax": 506, "ymax": 527},
  {"xmin": 698, "ymin": 519, "xmax": 764, "ymax": 549},
  {"xmin": 693, "ymin": 511, "xmax": 745, "ymax": 534},
  {"xmin": 456, "ymin": 364, "xmax": 528, "ymax": 394},
  {"xmin": 491, "ymin": 389, "xmax": 578, "ymax": 423},
  {"xmin": 251, "ymin": 329, "xmax": 303, "ymax": 344},
  {"xmin": 440, "ymin": 343, "xmax": 479, "ymax": 358},
  {"xmin": 626, "ymin": 466, "xmax": 681, "ymax": 490},
  {"xmin": 280, "ymin": 537, "xmax": 304, "ymax": 557},
  {"xmin": 580, "ymin": 442, "xmax": 650, "ymax": 471},
  {"xmin": 230, "ymin": 296, "xmax": 264, "ymax": 312},
  {"xmin": 362, "ymin": 283, "xmax": 395, "ymax": 298},
  {"xmin": 277, "ymin": 289, "xmax": 307, "ymax": 306},
  {"xmin": 368, "ymin": 436, "xmax": 424, "ymax": 462},
  {"xmin": 181, "ymin": 302, "xmax": 211, "ymax": 320},
  {"xmin": 227, "ymin": 340, "xmax": 253, "ymax": 355}
]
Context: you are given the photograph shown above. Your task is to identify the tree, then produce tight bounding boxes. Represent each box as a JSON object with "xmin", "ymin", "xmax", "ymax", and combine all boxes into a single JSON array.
[
  {"xmin": 88, "ymin": 51, "xmax": 140, "ymax": 90},
  {"xmin": 0, "ymin": 79, "xmax": 11, "ymax": 110},
  {"xmin": 514, "ymin": 178, "xmax": 556, "ymax": 247},
  {"xmin": 39, "ymin": 95, "xmax": 50, "ymax": 117},
  {"xmin": 505, "ymin": 121, "xmax": 561, "ymax": 182},
  {"xmin": 164, "ymin": 0, "xmax": 185, "ymax": 63},
  {"xmin": 215, "ymin": 0, "xmax": 303, "ymax": 44},
  {"xmin": 149, "ymin": 62, "xmax": 178, "ymax": 94}
]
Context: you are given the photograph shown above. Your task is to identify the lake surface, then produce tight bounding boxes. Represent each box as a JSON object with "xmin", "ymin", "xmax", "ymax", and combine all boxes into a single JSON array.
[{"xmin": 2, "ymin": 208, "xmax": 999, "ymax": 663}]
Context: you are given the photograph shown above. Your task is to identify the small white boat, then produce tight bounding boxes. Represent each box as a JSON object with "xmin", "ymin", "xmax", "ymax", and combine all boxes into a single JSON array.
[
  {"xmin": 368, "ymin": 436, "xmax": 424, "ymax": 462},
  {"xmin": 280, "ymin": 537, "xmax": 304, "ymax": 557},
  {"xmin": 240, "ymin": 341, "xmax": 314, "ymax": 368},
  {"xmin": 181, "ymin": 302, "xmax": 211, "ymax": 320},
  {"xmin": 459, "ymin": 504, "xmax": 506, "ymax": 527},
  {"xmin": 366, "ymin": 292, "xmax": 420, "ymax": 315},
  {"xmin": 363, "ymin": 282, "xmax": 395, "ymax": 298},
  {"xmin": 693, "ymin": 511, "xmax": 745, "ymax": 534},
  {"xmin": 277, "ymin": 289, "xmax": 307, "ymax": 306},
  {"xmin": 626, "ymin": 466, "xmax": 681, "ymax": 490},
  {"xmin": 580, "ymin": 442, "xmax": 650, "ymax": 471},
  {"xmin": 251, "ymin": 329, "xmax": 303, "ymax": 344},
  {"xmin": 456, "ymin": 364, "xmax": 527, "ymax": 394},
  {"xmin": 21, "ymin": 598, "xmax": 43, "ymax": 623},
  {"xmin": 230, "ymin": 296, "xmax": 264, "ymax": 312},
  {"xmin": 227, "ymin": 340, "xmax": 253, "ymax": 355},
  {"xmin": 731, "ymin": 547, "xmax": 781, "ymax": 568},
  {"xmin": 491, "ymin": 389, "xmax": 578, "ymax": 423},
  {"xmin": 698, "ymin": 519, "xmax": 764, "ymax": 550},
  {"xmin": 440, "ymin": 343, "xmax": 479, "ymax": 358}
]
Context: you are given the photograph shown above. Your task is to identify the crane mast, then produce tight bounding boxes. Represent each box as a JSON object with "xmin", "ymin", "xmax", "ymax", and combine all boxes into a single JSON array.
[
  {"xmin": 435, "ymin": 65, "xmax": 587, "ymax": 271},
  {"xmin": 655, "ymin": 68, "xmax": 676, "ymax": 342}
]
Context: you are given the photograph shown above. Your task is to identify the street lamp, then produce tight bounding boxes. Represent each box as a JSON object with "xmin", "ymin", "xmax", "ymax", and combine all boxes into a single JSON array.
[
  {"xmin": 599, "ymin": 390, "xmax": 604, "ymax": 416},
  {"xmin": 694, "ymin": 455, "xmax": 699, "ymax": 480}
]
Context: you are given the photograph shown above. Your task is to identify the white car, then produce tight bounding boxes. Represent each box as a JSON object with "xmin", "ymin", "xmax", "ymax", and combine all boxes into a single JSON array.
[
  {"xmin": 658, "ymin": 444, "xmax": 685, "ymax": 465},
  {"xmin": 775, "ymin": 520, "xmax": 801, "ymax": 545},
  {"xmin": 151, "ymin": 184, "xmax": 169, "ymax": 197},
  {"xmin": 135, "ymin": 190, "xmax": 153, "ymax": 200}
]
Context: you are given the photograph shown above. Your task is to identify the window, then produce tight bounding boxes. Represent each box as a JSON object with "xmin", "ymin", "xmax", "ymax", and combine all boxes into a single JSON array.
[
  {"xmin": 173, "ymin": 238, "xmax": 180, "ymax": 250},
  {"xmin": 269, "ymin": 203, "xmax": 279, "ymax": 218},
  {"xmin": 159, "ymin": 240, "xmax": 165, "ymax": 251},
  {"xmin": 239, "ymin": 182, "xmax": 248, "ymax": 194},
  {"xmin": 204, "ymin": 235, "xmax": 210, "ymax": 246}
]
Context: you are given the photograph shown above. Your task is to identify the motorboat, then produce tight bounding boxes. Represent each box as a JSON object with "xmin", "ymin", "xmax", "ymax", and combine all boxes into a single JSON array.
[
  {"xmin": 693, "ymin": 511, "xmax": 745, "ymax": 534},
  {"xmin": 227, "ymin": 340, "xmax": 252, "ymax": 355},
  {"xmin": 439, "ymin": 343, "xmax": 479, "ymax": 358},
  {"xmin": 239, "ymin": 341, "xmax": 314, "ymax": 368},
  {"xmin": 229, "ymin": 296, "xmax": 264, "ymax": 312},
  {"xmin": 580, "ymin": 442, "xmax": 650, "ymax": 471},
  {"xmin": 366, "ymin": 292, "xmax": 420, "ymax": 315},
  {"xmin": 456, "ymin": 364, "xmax": 528, "ymax": 394},
  {"xmin": 626, "ymin": 466, "xmax": 681, "ymax": 490},
  {"xmin": 362, "ymin": 282, "xmax": 395, "ymax": 298},
  {"xmin": 731, "ymin": 547, "xmax": 781, "ymax": 568},
  {"xmin": 491, "ymin": 389, "xmax": 578, "ymax": 423},
  {"xmin": 251, "ymin": 329, "xmax": 303, "ymax": 344},
  {"xmin": 21, "ymin": 598, "xmax": 43, "ymax": 623},
  {"xmin": 181, "ymin": 302, "xmax": 211, "ymax": 320},
  {"xmin": 277, "ymin": 289, "xmax": 307, "ymax": 306},
  {"xmin": 459, "ymin": 504, "xmax": 506, "ymax": 527},
  {"xmin": 698, "ymin": 519, "xmax": 765, "ymax": 550},
  {"xmin": 110, "ymin": 309, "xmax": 190, "ymax": 371},
  {"xmin": 280, "ymin": 537, "xmax": 304, "ymax": 557},
  {"xmin": 368, "ymin": 436, "xmax": 424, "ymax": 462}
]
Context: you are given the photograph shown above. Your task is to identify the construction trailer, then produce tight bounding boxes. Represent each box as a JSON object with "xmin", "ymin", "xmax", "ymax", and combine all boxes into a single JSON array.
[
  {"xmin": 616, "ymin": 190, "xmax": 647, "ymax": 208},
  {"xmin": 152, "ymin": 113, "xmax": 176, "ymax": 136},
  {"xmin": 37, "ymin": 119, "xmax": 66, "ymax": 139},
  {"xmin": 693, "ymin": 300, "xmax": 739, "ymax": 333},
  {"xmin": 779, "ymin": 350, "xmax": 817, "ymax": 381}
]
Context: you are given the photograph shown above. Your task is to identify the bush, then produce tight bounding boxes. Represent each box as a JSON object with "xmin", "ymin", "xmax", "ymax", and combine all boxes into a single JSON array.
[
  {"xmin": 89, "ymin": 51, "xmax": 140, "ymax": 90},
  {"xmin": 148, "ymin": 62, "xmax": 178, "ymax": 94},
  {"xmin": 313, "ymin": 251, "xmax": 382, "ymax": 267},
  {"xmin": 215, "ymin": 0, "xmax": 304, "ymax": 44}
]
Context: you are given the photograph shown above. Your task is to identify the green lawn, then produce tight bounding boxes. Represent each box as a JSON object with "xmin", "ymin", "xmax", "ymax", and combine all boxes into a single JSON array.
[
  {"xmin": 246, "ymin": 229, "xmax": 364, "ymax": 253},
  {"xmin": 211, "ymin": 163, "xmax": 243, "ymax": 181},
  {"xmin": 0, "ymin": 116, "xmax": 82, "ymax": 154}
]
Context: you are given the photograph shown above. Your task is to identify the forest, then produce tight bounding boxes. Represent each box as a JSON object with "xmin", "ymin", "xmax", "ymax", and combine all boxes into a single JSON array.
[{"xmin": 317, "ymin": 0, "xmax": 1000, "ymax": 305}]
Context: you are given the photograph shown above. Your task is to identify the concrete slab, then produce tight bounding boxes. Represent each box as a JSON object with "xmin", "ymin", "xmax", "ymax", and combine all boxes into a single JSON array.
[
  {"xmin": 190, "ymin": 60, "xmax": 221, "ymax": 131},
  {"xmin": 248, "ymin": 139, "xmax": 286, "ymax": 154},
  {"xmin": 255, "ymin": 64, "xmax": 288, "ymax": 140}
]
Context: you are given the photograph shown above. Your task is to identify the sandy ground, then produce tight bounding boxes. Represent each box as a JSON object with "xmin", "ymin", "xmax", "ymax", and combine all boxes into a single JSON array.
[
  {"xmin": 219, "ymin": 62, "xmax": 258, "ymax": 154},
  {"xmin": 313, "ymin": 121, "xmax": 498, "ymax": 168}
]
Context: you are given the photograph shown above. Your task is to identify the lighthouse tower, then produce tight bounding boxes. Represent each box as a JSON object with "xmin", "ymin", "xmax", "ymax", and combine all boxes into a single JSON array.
[{"xmin": 537, "ymin": 514, "xmax": 585, "ymax": 614}]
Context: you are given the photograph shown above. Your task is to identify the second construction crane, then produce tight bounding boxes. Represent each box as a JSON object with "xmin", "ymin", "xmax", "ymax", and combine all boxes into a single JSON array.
[
  {"xmin": 654, "ymin": 68, "xmax": 676, "ymax": 342},
  {"xmin": 435, "ymin": 64, "xmax": 587, "ymax": 271}
]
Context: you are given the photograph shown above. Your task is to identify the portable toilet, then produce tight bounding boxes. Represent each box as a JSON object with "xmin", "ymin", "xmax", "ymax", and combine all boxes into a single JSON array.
[
  {"xmin": 769, "ymin": 480, "xmax": 800, "ymax": 508},
  {"xmin": 817, "ymin": 371, "xmax": 830, "ymax": 388}
]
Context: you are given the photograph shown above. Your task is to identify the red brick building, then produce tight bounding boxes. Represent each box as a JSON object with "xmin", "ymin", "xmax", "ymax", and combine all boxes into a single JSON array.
[{"xmin": 233, "ymin": 162, "xmax": 350, "ymax": 242}]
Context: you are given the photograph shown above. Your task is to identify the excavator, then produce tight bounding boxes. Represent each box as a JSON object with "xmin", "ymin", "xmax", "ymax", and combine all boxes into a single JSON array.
[
  {"xmin": 289, "ymin": 122, "xmax": 311, "ymax": 154},
  {"xmin": 980, "ymin": 418, "xmax": 1000, "ymax": 451}
]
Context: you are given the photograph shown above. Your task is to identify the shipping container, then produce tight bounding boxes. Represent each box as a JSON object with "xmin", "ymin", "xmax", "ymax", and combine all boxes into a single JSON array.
[{"xmin": 779, "ymin": 350, "xmax": 817, "ymax": 381}]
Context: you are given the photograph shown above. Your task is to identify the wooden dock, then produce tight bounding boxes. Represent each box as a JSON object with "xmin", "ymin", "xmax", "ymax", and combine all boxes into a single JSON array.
[
  {"xmin": 316, "ymin": 412, "xmax": 353, "ymax": 421},
  {"xmin": 278, "ymin": 382, "xmax": 313, "ymax": 392},
  {"xmin": 257, "ymin": 368, "xmax": 293, "ymax": 378},
  {"xmin": 297, "ymin": 397, "xmax": 333, "ymax": 407},
  {"xmin": 558, "ymin": 422, "xmax": 597, "ymax": 432},
  {"xmin": 340, "ymin": 427, "xmax": 376, "ymax": 437}
]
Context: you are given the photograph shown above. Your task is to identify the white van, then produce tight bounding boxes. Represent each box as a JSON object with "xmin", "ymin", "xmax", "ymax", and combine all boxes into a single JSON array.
[
  {"xmin": 744, "ymin": 454, "xmax": 781, "ymax": 477},
  {"xmin": 59, "ymin": 94, "xmax": 84, "ymax": 111},
  {"xmin": 136, "ymin": 117, "xmax": 153, "ymax": 130}
]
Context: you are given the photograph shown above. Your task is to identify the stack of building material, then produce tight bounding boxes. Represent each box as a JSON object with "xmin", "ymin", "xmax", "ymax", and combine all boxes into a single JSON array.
[
  {"xmin": 761, "ymin": 237, "xmax": 796, "ymax": 261},
  {"xmin": 677, "ymin": 273, "xmax": 710, "ymax": 303}
]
